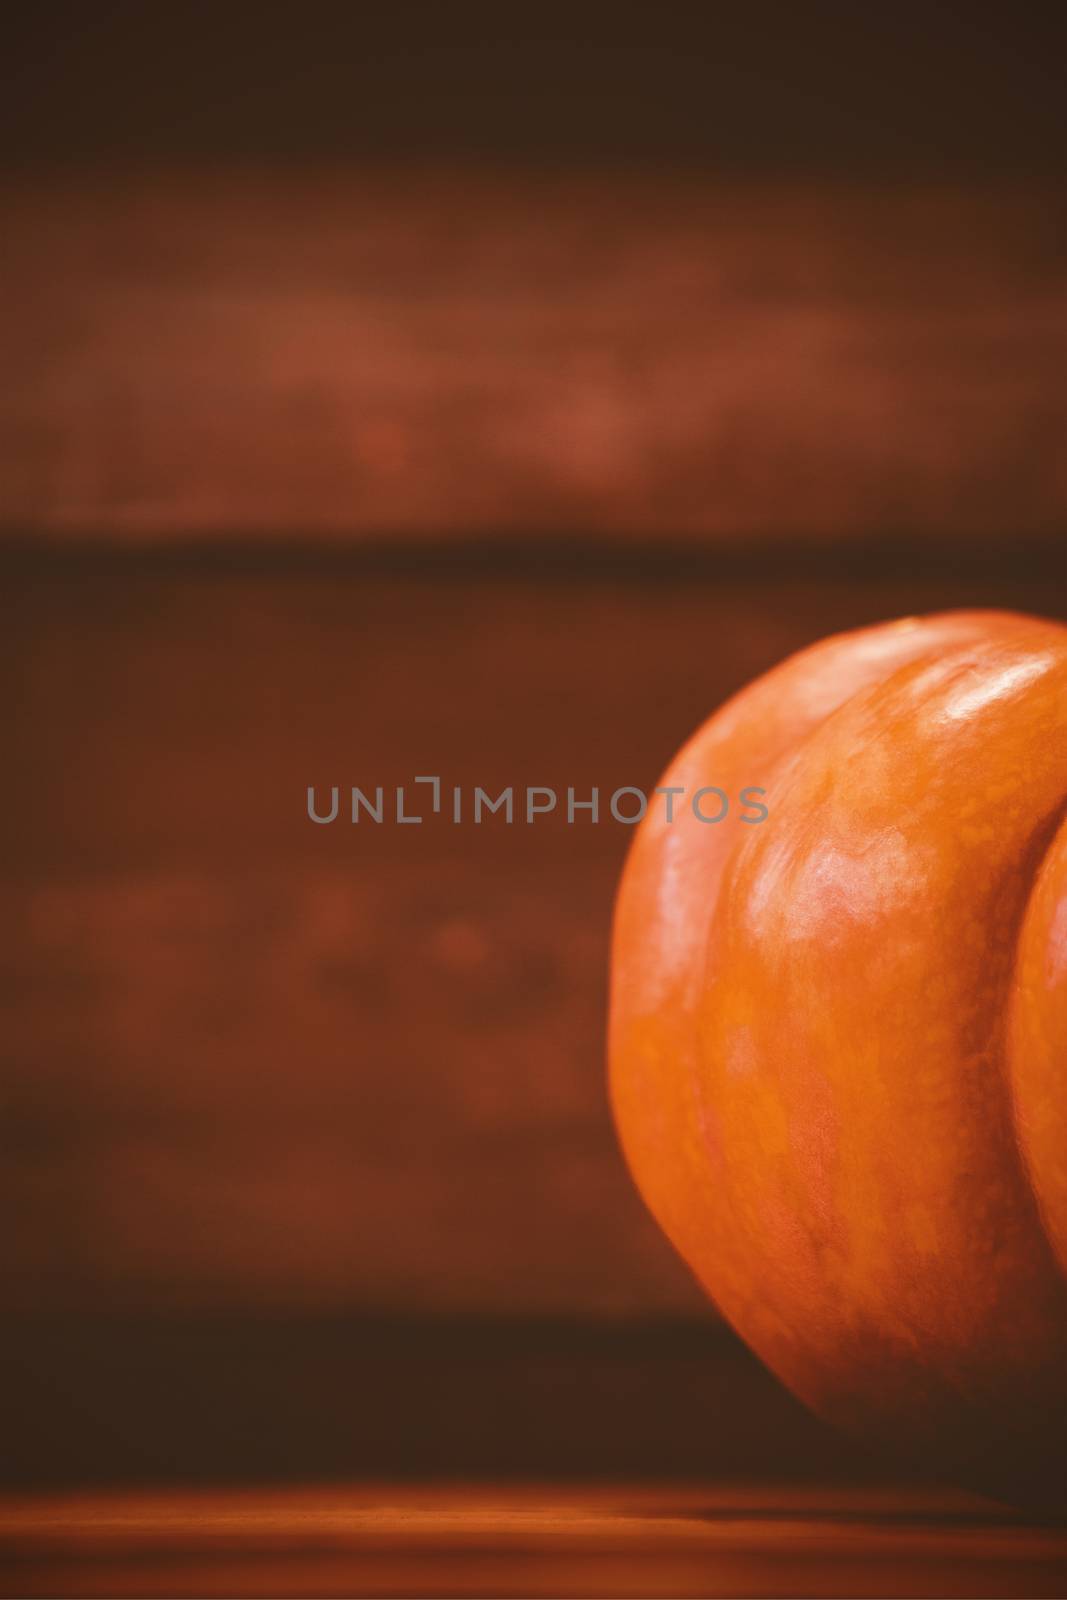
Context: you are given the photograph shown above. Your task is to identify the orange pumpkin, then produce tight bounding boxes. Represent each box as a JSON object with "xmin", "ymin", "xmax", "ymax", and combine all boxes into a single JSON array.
[{"xmin": 609, "ymin": 611, "xmax": 1067, "ymax": 1504}]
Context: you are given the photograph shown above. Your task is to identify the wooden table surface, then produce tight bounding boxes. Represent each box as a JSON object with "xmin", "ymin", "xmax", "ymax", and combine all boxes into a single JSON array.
[{"xmin": 2, "ymin": 1481, "xmax": 1066, "ymax": 1599}]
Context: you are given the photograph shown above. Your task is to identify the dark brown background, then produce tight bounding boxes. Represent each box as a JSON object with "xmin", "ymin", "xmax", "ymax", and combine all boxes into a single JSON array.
[{"xmin": 3, "ymin": 0, "xmax": 1066, "ymax": 1509}]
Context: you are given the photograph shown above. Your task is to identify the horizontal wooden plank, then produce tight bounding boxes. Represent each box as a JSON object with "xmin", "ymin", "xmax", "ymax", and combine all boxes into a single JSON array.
[
  {"xmin": 2, "ymin": 1478, "xmax": 1063, "ymax": 1598},
  {"xmin": 3, "ymin": 173, "xmax": 1064, "ymax": 543},
  {"xmin": 2, "ymin": 861, "xmax": 689, "ymax": 1316}
]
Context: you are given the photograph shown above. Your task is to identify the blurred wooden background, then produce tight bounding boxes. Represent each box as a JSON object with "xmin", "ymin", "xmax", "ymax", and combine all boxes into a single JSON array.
[
  {"xmin": 2, "ymin": 3, "xmax": 1066, "ymax": 1515},
  {"xmin": 4, "ymin": 172, "xmax": 1064, "ymax": 545}
]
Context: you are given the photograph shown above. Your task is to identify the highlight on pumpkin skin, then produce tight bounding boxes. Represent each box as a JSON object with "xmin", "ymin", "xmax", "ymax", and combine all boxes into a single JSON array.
[{"xmin": 609, "ymin": 609, "xmax": 1067, "ymax": 1508}]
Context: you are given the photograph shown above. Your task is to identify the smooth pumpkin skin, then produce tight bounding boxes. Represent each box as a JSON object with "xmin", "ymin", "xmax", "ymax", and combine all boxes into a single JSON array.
[{"xmin": 610, "ymin": 611, "xmax": 1067, "ymax": 1503}]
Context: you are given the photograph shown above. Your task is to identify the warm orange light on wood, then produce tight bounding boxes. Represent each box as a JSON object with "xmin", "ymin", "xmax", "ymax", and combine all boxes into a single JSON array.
[{"xmin": 610, "ymin": 611, "xmax": 1067, "ymax": 1505}]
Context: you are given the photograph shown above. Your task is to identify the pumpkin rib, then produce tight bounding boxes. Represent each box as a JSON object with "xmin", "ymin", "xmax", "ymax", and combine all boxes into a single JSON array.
[{"xmin": 692, "ymin": 630, "xmax": 1067, "ymax": 1392}]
